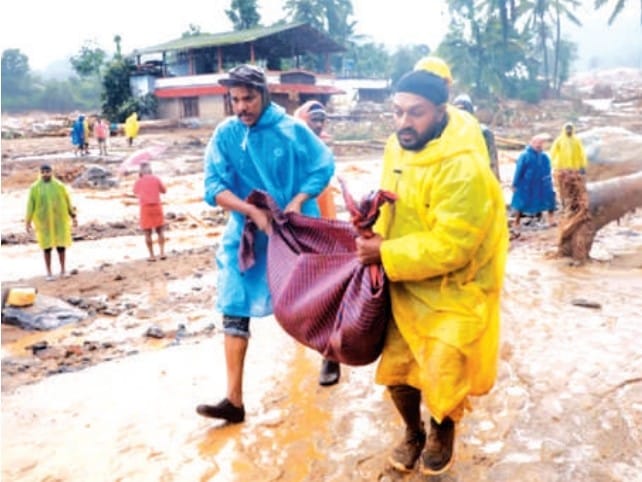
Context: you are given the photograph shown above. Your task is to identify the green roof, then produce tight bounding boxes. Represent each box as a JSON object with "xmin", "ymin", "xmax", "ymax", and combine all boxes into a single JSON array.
[{"xmin": 132, "ymin": 22, "xmax": 344, "ymax": 58}]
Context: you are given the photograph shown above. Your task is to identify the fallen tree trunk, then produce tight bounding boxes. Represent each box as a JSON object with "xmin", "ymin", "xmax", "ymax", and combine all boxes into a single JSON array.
[{"xmin": 557, "ymin": 169, "xmax": 642, "ymax": 263}]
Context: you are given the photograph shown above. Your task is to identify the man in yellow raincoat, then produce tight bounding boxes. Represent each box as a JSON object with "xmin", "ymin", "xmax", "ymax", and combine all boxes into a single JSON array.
[
  {"xmin": 355, "ymin": 63, "xmax": 508, "ymax": 476},
  {"xmin": 550, "ymin": 122, "xmax": 587, "ymax": 172},
  {"xmin": 124, "ymin": 112, "xmax": 140, "ymax": 147},
  {"xmin": 25, "ymin": 164, "xmax": 77, "ymax": 280}
]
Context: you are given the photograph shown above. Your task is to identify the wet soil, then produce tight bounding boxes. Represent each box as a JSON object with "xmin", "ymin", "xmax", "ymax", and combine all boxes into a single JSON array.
[{"xmin": 2, "ymin": 113, "xmax": 641, "ymax": 481}]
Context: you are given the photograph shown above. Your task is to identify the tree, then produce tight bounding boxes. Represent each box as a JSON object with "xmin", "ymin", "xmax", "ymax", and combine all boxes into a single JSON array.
[
  {"xmin": 70, "ymin": 41, "xmax": 107, "ymax": 78},
  {"xmin": 1, "ymin": 49, "xmax": 31, "ymax": 97},
  {"xmin": 226, "ymin": 0, "xmax": 261, "ymax": 30},
  {"xmin": 113, "ymin": 35, "xmax": 123, "ymax": 58},
  {"xmin": 594, "ymin": 0, "xmax": 641, "ymax": 25},
  {"xmin": 284, "ymin": 0, "xmax": 356, "ymax": 72},
  {"xmin": 101, "ymin": 56, "xmax": 156, "ymax": 122},
  {"xmin": 389, "ymin": 45, "xmax": 430, "ymax": 85},
  {"xmin": 522, "ymin": 0, "xmax": 581, "ymax": 94},
  {"xmin": 284, "ymin": 0, "xmax": 324, "ymax": 29},
  {"xmin": 557, "ymin": 170, "xmax": 642, "ymax": 263},
  {"xmin": 345, "ymin": 41, "xmax": 390, "ymax": 78},
  {"xmin": 101, "ymin": 57, "xmax": 136, "ymax": 122}
]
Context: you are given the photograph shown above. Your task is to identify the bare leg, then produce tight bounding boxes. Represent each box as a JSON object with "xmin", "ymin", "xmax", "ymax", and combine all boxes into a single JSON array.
[
  {"xmin": 57, "ymin": 247, "xmax": 66, "ymax": 275},
  {"xmin": 547, "ymin": 210, "xmax": 556, "ymax": 226},
  {"xmin": 144, "ymin": 230, "xmax": 155, "ymax": 260},
  {"xmin": 43, "ymin": 249, "xmax": 52, "ymax": 277},
  {"xmin": 225, "ymin": 334, "xmax": 248, "ymax": 407},
  {"xmin": 156, "ymin": 227, "xmax": 165, "ymax": 259},
  {"xmin": 513, "ymin": 211, "xmax": 522, "ymax": 229}
]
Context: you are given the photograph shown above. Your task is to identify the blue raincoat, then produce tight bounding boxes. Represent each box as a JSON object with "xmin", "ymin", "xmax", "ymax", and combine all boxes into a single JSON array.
[
  {"xmin": 204, "ymin": 102, "xmax": 335, "ymax": 317},
  {"xmin": 71, "ymin": 115, "xmax": 85, "ymax": 147},
  {"xmin": 511, "ymin": 145, "xmax": 556, "ymax": 215}
]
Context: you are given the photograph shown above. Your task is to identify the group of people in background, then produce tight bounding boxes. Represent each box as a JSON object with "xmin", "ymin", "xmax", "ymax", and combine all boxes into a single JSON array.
[
  {"xmin": 24, "ymin": 56, "xmax": 589, "ymax": 477},
  {"xmin": 29, "ymin": 109, "xmax": 158, "ymax": 279},
  {"xmin": 70, "ymin": 111, "xmax": 140, "ymax": 157},
  {"xmin": 510, "ymin": 121, "xmax": 587, "ymax": 233}
]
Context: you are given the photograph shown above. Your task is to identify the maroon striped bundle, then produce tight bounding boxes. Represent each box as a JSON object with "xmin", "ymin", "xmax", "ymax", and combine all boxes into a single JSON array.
[{"xmin": 239, "ymin": 185, "xmax": 396, "ymax": 366}]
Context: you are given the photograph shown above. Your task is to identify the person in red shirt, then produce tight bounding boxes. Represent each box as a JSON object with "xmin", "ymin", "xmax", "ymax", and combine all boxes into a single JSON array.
[{"xmin": 133, "ymin": 163, "xmax": 167, "ymax": 261}]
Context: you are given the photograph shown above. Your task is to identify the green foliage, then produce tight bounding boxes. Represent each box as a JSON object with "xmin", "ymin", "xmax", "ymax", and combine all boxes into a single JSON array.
[
  {"xmin": 389, "ymin": 45, "xmax": 430, "ymax": 85},
  {"xmin": 70, "ymin": 41, "xmax": 107, "ymax": 78},
  {"xmin": 2, "ymin": 49, "xmax": 31, "ymax": 98},
  {"xmin": 284, "ymin": 0, "xmax": 356, "ymax": 73},
  {"xmin": 594, "ymin": 0, "xmax": 638, "ymax": 25},
  {"xmin": 101, "ymin": 57, "xmax": 136, "ymax": 122},
  {"xmin": 285, "ymin": 0, "xmax": 324, "ymax": 30},
  {"xmin": 1, "ymin": 48, "xmax": 101, "ymax": 113},
  {"xmin": 437, "ymin": 0, "xmax": 585, "ymax": 102},
  {"xmin": 343, "ymin": 42, "xmax": 390, "ymax": 78},
  {"xmin": 226, "ymin": 0, "xmax": 261, "ymax": 30}
]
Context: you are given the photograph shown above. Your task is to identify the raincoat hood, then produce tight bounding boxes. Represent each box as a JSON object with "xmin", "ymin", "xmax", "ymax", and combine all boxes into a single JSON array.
[{"xmin": 550, "ymin": 124, "xmax": 587, "ymax": 170}]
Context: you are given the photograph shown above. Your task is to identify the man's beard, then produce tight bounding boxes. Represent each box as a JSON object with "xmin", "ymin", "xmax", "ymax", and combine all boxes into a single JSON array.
[{"xmin": 396, "ymin": 125, "xmax": 438, "ymax": 151}]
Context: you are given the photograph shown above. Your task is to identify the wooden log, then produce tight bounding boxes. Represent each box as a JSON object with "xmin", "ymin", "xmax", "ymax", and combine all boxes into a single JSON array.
[{"xmin": 557, "ymin": 169, "xmax": 642, "ymax": 263}]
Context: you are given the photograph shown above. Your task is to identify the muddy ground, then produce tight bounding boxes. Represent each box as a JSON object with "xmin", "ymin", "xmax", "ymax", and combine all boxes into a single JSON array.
[{"xmin": 2, "ymin": 92, "xmax": 641, "ymax": 481}]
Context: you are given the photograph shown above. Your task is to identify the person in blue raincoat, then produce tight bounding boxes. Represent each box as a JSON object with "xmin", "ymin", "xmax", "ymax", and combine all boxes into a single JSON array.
[
  {"xmin": 197, "ymin": 64, "xmax": 335, "ymax": 423},
  {"xmin": 510, "ymin": 134, "xmax": 557, "ymax": 229},
  {"xmin": 70, "ymin": 115, "xmax": 86, "ymax": 156}
]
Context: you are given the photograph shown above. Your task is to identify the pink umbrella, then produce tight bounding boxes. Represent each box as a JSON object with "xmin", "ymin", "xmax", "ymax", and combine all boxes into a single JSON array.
[{"xmin": 118, "ymin": 144, "xmax": 167, "ymax": 175}]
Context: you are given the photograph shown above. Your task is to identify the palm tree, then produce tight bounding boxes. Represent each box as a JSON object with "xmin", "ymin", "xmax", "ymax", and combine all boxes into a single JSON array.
[
  {"xmin": 594, "ymin": 0, "xmax": 641, "ymax": 25},
  {"xmin": 523, "ymin": 0, "xmax": 581, "ymax": 92}
]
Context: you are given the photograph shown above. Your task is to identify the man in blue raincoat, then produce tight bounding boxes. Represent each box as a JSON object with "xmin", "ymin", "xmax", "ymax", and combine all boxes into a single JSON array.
[
  {"xmin": 511, "ymin": 134, "xmax": 557, "ymax": 230},
  {"xmin": 197, "ymin": 64, "xmax": 335, "ymax": 423}
]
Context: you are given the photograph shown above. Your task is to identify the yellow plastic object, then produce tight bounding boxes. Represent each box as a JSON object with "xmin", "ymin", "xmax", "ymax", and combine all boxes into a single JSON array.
[
  {"xmin": 6, "ymin": 287, "xmax": 37, "ymax": 307},
  {"xmin": 413, "ymin": 56, "xmax": 453, "ymax": 85}
]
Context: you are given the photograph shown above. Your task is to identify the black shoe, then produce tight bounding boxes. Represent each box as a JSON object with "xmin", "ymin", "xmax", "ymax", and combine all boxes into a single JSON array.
[
  {"xmin": 318, "ymin": 359, "xmax": 341, "ymax": 386},
  {"xmin": 196, "ymin": 398, "xmax": 245, "ymax": 423},
  {"xmin": 388, "ymin": 422, "xmax": 426, "ymax": 472},
  {"xmin": 420, "ymin": 417, "xmax": 455, "ymax": 475}
]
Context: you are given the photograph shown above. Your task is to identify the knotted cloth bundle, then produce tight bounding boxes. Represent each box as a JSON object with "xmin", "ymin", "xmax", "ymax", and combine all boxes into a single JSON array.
[{"xmin": 239, "ymin": 183, "xmax": 396, "ymax": 365}]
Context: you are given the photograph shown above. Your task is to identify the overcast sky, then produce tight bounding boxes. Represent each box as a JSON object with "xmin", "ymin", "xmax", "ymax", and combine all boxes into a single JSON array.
[{"xmin": 0, "ymin": 0, "xmax": 639, "ymax": 71}]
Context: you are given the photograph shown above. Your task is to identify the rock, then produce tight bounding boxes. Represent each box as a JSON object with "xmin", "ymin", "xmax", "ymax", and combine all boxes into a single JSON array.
[
  {"xmin": 571, "ymin": 298, "xmax": 602, "ymax": 309},
  {"xmin": 72, "ymin": 165, "xmax": 119, "ymax": 189},
  {"xmin": 145, "ymin": 326, "xmax": 165, "ymax": 339},
  {"xmin": 2, "ymin": 294, "xmax": 88, "ymax": 330}
]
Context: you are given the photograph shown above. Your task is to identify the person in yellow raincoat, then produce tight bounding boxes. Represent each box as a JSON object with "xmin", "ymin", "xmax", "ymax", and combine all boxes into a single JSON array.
[
  {"xmin": 25, "ymin": 164, "xmax": 77, "ymax": 280},
  {"xmin": 355, "ymin": 63, "xmax": 508, "ymax": 476},
  {"xmin": 550, "ymin": 122, "xmax": 587, "ymax": 207},
  {"xmin": 124, "ymin": 112, "xmax": 140, "ymax": 147},
  {"xmin": 550, "ymin": 122, "xmax": 587, "ymax": 172}
]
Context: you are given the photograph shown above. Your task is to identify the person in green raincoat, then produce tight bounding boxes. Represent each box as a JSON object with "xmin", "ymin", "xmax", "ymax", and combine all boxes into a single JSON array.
[
  {"xmin": 25, "ymin": 164, "xmax": 77, "ymax": 280},
  {"xmin": 355, "ymin": 61, "xmax": 508, "ymax": 476}
]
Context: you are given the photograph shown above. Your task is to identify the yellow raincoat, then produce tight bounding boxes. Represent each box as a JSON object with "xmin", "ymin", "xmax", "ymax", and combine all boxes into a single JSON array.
[
  {"xmin": 373, "ymin": 106, "xmax": 509, "ymax": 423},
  {"xmin": 26, "ymin": 177, "xmax": 75, "ymax": 249},
  {"xmin": 550, "ymin": 125, "xmax": 587, "ymax": 170},
  {"xmin": 124, "ymin": 113, "xmax": 140, "ymax": 139}
]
